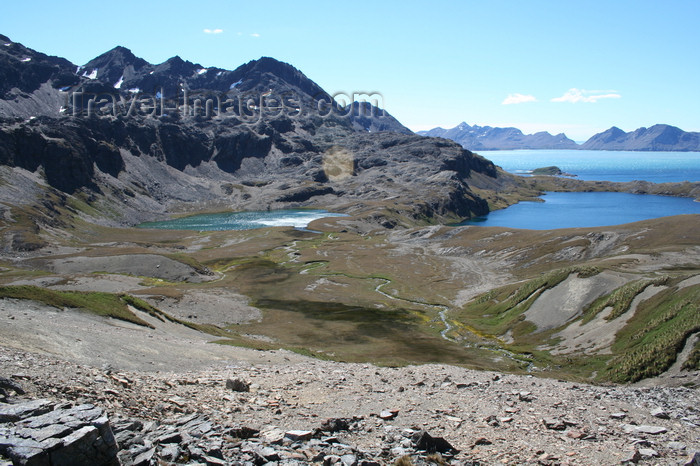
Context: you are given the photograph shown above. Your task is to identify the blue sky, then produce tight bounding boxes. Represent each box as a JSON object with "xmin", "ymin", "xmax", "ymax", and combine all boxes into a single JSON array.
[{"xmin": 2, "ymin": 0, "xmax": 699, "ymax": 141}]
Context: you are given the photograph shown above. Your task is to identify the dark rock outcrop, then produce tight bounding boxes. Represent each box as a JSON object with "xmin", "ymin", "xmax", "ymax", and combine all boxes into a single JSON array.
[
  {"xmin": 0, "ymin": 34, "xmax": 77, "ymax": 99},
  {"xmin": 0, "ymin": 399, "xmax": 119, "ymax": 465},
  {"xmin": 0, "ymin": 35, "xmax": 506, "ymax": 226}
]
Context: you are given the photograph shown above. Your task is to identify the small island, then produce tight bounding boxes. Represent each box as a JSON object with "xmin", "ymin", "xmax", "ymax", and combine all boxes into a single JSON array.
[{"xmin": 531, "ymin": 166, "xmax": 577, "ymax": 177}]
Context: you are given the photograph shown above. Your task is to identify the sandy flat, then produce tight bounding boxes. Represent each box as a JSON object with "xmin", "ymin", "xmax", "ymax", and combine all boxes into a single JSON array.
[{"xmin": 47, "ymin": 254, "xmax": 214, "ymax": 283}]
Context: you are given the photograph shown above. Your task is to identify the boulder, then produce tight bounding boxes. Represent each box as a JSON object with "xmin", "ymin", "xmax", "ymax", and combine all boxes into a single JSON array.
[
  {"xmin": 0, "ymin": 400, "xmax": 119, "ymax": 466},
  {"xmin": 413, "ymin": 431, "xmax": 457, "ymax": 454},
  {"xmin": 225, "ymin": 378, "xmax": 250, "ymax": 392}
]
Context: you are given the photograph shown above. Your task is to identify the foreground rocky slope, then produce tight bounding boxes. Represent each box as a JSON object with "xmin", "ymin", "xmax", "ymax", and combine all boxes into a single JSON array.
[{"xmin": 1, "ymin": 345, "xmax": 699, "ymax": 465}]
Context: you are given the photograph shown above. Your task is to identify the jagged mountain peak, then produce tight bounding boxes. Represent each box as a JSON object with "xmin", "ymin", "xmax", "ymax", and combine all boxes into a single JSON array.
[
  {"xmin": 91, "ymin": 45, "xmax": 140, "ymax": 61},
  {"xmin": 0, "ymin": 36, "xmax": 411, "ymax": 134},
  {"xmin": 246, "ymin": 56, "xmax": 295, "ymax": 72},
  {"xmin": 228, "ymin": 56, "xmax": 326, "ymax": 98},
  {"xmin": 82, "ymin": 45, "xmax": 150, "ymax": 86},
  {"xmin": 0, "ymin": 34, "xmax": 77, "ymax": 98},
  {"xmin": 83, "ymin": 46, "xmax": 145, "ymax": 68},
  {"xmin": 161, "ymin": 55, "xmax": 190, "ymax": 66},
  {"xmin": 153, "ymin": 55, "xmax": 199, "ymax": 74}
]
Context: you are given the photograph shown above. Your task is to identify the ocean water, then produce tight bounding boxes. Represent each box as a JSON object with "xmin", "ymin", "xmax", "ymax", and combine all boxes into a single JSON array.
[
  {"xmin": 460, "ymin": 192, "xmax": 700, "ymax": 230},
  {"xmin": 138, "ymin": 209, "xmax": 348, "ymax": 231},
  {"xmin": 478, "ymin": 150, "xmax": 700, "ymax": 183}
]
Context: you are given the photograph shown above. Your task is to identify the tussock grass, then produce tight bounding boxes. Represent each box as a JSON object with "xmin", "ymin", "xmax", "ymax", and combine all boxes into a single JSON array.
[
  {"xmin": 0, "ymin": 285, "xmax": 231, "ymax": 337},
  {"xmin": 606, "ymin": 284, "xmax": 700, "ymax": 382},
  {"xmin": 582, "ymin": 276, "xmax": 669, "ymax": 323},
  {"xmin": 458, "ymin": 266, "xmax": 597, "ymax": 336},
  {"xmin": 164, "ymin": 252, "xmax": 211, "ymax": 275},
  {"xmin": 0, "ymin": 285, "xmax": 153, "ymax": 327}
]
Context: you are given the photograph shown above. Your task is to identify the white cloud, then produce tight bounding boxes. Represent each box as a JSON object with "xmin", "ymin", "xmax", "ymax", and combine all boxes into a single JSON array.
[
  {"xmin": 250, "ymin": 33, "xmax": 261, "ymax": 38},
  {"xmin": 502, "ymin": 93, "xmax": 537, "ymax": 105},
  {"xmin": 551, "ymin": 88, "xmax": 621, "ymax": 103},
  {"xmin": 203, "ymin": 28, "xmax": 224, "ymax": 34}
]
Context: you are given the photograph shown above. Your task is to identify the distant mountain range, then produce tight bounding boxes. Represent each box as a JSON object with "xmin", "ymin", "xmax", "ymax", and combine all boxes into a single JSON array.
[
  {"xmin": 418, "ymin": 122, "xmax": 700, "ymax": 152},
  {"xmin": 417, "ymin": 123, "xmax": 577, "ymax": 150},
  {"xmin": 580, "ymin": 125, "xmax": 700, "ymax": 151}
]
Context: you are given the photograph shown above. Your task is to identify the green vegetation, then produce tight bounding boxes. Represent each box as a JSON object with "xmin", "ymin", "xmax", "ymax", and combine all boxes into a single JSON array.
[
  {"xmin": 120, "ymin": 293, "xmax": 231, "ymax": 337},
  {"xmin": 457, "ymin": 266, "xmax": 598, "ymax": 337},
  {"xmin": 532, "ymin": 166, "xmax": 563, "ymax": 176},
  {"xmin": 120, "ymin": 294, "xmax": 168, "ymax": 322},
  {"xmin": 165, "ymin": 252, "xmax": 211, "ymax": 275},
  {"xmin": 582, "ymin": 276, "xmax": 668, "ymax": 323},
  {"xmin": 606, "ymin": 284, "xmax": 700, "ymax": 382},
  {"xmin": 0, "ymin": 285, "xmax": 152, "ymax": 327},
  {"xmin": 0, "ymin": 285, "xmax": 232, "ymax": 338},
  {"xmin": 3, "ymin": 184, "xmax": 698, "ymax": 384},
  {"xmin": 66, "ymin": 193, "xmax": 101, "ymax": 217}
]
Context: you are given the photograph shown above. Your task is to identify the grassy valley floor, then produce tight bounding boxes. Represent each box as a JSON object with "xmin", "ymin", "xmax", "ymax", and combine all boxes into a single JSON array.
[{"xmin": 1, "ymin": 207, "xmax": 698, "ymax": 385}]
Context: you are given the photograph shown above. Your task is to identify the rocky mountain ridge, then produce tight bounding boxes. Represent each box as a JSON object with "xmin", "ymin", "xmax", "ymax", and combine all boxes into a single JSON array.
[{"xmin": 0, "ymin": 34, "xmax": 509, "ymax": 229}]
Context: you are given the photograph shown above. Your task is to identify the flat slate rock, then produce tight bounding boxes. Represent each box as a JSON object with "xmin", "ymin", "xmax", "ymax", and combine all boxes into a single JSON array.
[
  {"xmin": 0, "ymin": 399, "xmax": 54, "ymax": 422},
  {"xmin": 622, "ymin": 424, "xmax": 668, "ymax": 435},
  {"xmin": 0, "ymin": 400, "xmax": 119, "ymax": 466}
]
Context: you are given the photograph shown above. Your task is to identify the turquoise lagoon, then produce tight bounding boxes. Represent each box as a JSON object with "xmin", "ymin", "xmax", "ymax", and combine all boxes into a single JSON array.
[{"xmin": 138, "ymin": 209, "xmax": 348, "ymax": 231}]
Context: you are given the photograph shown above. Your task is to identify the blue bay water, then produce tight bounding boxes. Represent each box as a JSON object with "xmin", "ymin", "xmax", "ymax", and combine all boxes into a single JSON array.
[
  {"xmin": 138, "ymin": 209, "xmax": 348, "ymax": 231},
  {"xmin": 461, "ymin": 192, "xmax": 700, "ymax": 230},
  {"xmin": 478, "ymin": 150, "xmax": 700, "ymax": 183}
]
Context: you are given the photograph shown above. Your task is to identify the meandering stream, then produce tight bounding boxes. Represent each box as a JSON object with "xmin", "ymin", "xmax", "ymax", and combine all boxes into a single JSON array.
[{"xmin": 372, "ymin": 278, "xmax": 453, "ymax": 341}]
